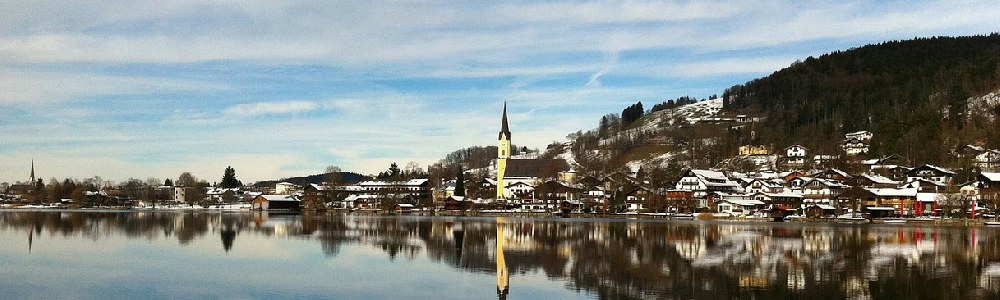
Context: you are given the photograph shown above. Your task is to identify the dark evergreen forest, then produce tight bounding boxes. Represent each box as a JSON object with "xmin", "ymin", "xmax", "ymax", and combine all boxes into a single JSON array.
[{"xmin": 723, "ymin": 34, "xmax": 1000, "ymax": 165}]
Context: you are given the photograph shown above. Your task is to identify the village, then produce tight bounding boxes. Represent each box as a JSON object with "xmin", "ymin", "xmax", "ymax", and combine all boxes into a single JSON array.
[{"xmin": 4, "ymin": 105, "xmax": 1000, "ymax": 223}]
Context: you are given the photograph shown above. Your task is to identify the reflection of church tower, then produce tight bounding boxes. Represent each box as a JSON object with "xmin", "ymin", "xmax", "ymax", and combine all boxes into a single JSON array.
[
  {"xmin": 496, "ymin": 218, "xmax": 509, "ymax": 299},
  {"xmin": 221, "ymin": 229, "xmax": 237, "ymax": 253},
  {"xmin": 497, "ymin": 103, "xmax": 512, "ymax": 200},
  {"xmin": 28, "ymin": 224, "xmax": 34, "ymax": 254}
]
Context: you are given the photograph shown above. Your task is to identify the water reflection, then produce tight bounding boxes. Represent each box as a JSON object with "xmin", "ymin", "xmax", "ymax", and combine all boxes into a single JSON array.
[{"xmin": 3, "ymin": 211, "xmax": 1000, "ymax": 300}]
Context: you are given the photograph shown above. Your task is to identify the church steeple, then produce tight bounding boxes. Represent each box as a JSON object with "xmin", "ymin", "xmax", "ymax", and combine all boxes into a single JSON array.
[
  {"xmin": 499, "ymin": 102, "xmax": 511, "ymax": 140},
  {"xmin": 29, "ymin": 160, "xmax": 36, "ymax": 184},
  {"xmin": 497, "ymin": 103, "xmax": 511, "ymax": 200}
]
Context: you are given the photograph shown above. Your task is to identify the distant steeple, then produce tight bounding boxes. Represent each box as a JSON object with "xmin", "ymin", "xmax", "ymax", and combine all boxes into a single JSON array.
[
  {"xmin": 29, "ymin": 159, "xmax": 36, "ymax": 184},
  {"xmin": 499, "ymin": 102, "xmax": 511, "ymax": 140}
]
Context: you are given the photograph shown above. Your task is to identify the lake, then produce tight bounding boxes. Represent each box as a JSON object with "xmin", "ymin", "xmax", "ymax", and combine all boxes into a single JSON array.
[{"xmin": 2, "ymin": 211, "xmax": 1000, "ymax": 300}]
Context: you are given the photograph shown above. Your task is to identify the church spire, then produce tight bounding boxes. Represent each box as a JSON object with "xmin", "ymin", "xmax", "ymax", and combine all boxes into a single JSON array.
[
  {"xmin": 29, "ymin": 159, "xmax": 36, "ymax": 184},
  {"xmin": 499, "ymin": 102, "xmax": 511, "ymax": 140}
]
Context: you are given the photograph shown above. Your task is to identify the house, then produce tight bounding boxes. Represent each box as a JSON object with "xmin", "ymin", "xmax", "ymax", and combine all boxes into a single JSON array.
[
  {"xmin": 751, "ymin": 191, "xmax": 805, "ymax": 212},
  {"xmin": 976, "ymin": 150, "xmax": 1000, "ymax": 171},
  {"xmin": 845, "ymin": 130, "xmax": 873, "ymax": 141},
  {"xmin": 357, "ymin": 179, "xmax": 431, "ymax": 206},
  {"xmin": 674, "ymin": 169, "xmax": 742, "ymax": 207},
  {"xmin": 842, "ymin": 131, "xmax": 873, "ymax": 156},
  {"xmin": 443, "ymin": 196, "xmax": 468, "ymax": 210},
  {"xmin": 744, "ymin": 178, "xmax": 784, "ymax": 194},
  {"xmin": 531, "ymin": 181, "xmax": 585, "ymax": 211},
  {"xmin": 251, "ymin": 194, "xmax": 300, "ymax": 210},
  {"xmin": 739, "ymin": 145, "xmax": 771, "ymax": 155},
  {"xmin": 905, "ymin": 164, "xmax": 955, "ymax": 186},
  {"xmin": 275, "ymin": 182, "xmax": 299, "ymax": 195},
  {"xmin": 665, "ymin": 190, "xmax": 697, "ymax": 213},
  {"xmin": 812, "ymin": 154, "xmax": 840, "ymax": 167},
  {"xmin": 714, "ymin": 196, "xmax": 765, "ymax": 216},
  {"xmin": 865, "ymin": 187, "xmax": 919, "ymax": 216},
  {"xmin": 303, "ymin": 184, "xmax": 335, "ymax": 210},
  {"xmin": 812, "ymin": 169, "xmax": 851, "ymax": 181},
  {"xmin": 978, "ymin": 172, "xmax": 1000, "ymax": 203},
  {"xmin": 800, "ymin": 178, "xmax": 847, "ymax": 205},
  {"xmin": 503, "ymin": 181, "xmax": 535, "ymax": 202},
  {"xmin": 783, "ymin": 145, "xmax": 809, "ymax": 167},
  {"xmin": 804, "ymin": 204, "xmax": 837, "ymax": 218},
  {"xmin": 393, "ymin": 203, "xmax": 415, "ymax": 213},
  {"xmin": 855, "ymin": 173, "xmax": 900, "ymax": 188},
  {"xmin": 623, "ymin": 186, "xmax": 656, "ymax": 212}
]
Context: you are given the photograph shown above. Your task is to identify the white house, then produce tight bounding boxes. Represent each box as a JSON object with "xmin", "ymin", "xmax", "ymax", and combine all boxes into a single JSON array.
[
  {"xmin": 785, "ymin": 145, "xmax": 809, "ymax": 165},
  {"xmin": 275, "ymin": 182, "xmax": 299, "ymax": 195}
]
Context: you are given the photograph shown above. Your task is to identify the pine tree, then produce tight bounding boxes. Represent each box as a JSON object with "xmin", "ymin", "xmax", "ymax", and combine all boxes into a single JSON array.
[
  {"xmin": 454, "ymin": 165, "xmax": 465, "ymax": 197},
  {"xmin": 220, "ymin": 166, "xmax": 241, "ymax": 188}
]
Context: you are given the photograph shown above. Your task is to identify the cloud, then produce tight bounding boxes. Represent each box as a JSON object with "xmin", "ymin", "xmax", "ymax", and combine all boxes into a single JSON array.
[
  {"xmin": 0, "ymin": 68, "xmax": 225, "ymax": 105},
  {"xmin": 2, "ymin": 0, "xmax": 999, "ymax": 184},
  {"xmin": 223, "ymin": 101, "xmax": 319, "ymax": 117}
]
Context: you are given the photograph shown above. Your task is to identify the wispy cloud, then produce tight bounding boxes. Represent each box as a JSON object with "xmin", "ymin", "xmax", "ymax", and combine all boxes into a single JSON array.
[{"xmin": 223, "ymin": 101, "xmax": 319, "ymax": 117}]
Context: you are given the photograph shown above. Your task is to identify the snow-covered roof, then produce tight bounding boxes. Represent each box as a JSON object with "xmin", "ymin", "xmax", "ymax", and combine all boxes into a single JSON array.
[
  {"xmin": 916, "ymin": 193, "xmax": 941, "ymax": 202},
  {"xmin": 860, "ymin": 173, "xmax": 898, "ymax": 185},
  {"xmin": 760, "ymin": 191, "xmax": 804, "ymax": 198},
  {"xmin": 866, "ymin": 187, "xmax": 918, "ymax": 197},
  {"xmin": 719, "ymin": 199, "xmax": 765, "ymax": 206},
  {"xmin": 812, "ymin": 204, "xmax": 836, "ymax": 210},
  {"xmin": 981, "ymin": 172, "xmax": 1000, "ymax": 182},
  {"xmin": 908, "ymin": 164, "xmax": 956, "ymax": 175},
  {"xmin": 256, "ymin": 195, "xmax": 299, "ymax": 202},
  {"xmin": 691, "ymin": 169, "xmax": 727, "ymax": 180},
  {"xmin": 359, "ymin": 179, "xmax": 429, "ymax": 186}
]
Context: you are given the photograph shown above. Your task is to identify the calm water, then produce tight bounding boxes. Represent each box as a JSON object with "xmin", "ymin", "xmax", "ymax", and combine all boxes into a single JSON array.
[{"xmin": 2, "ymin": 211, "xmax": 1000, "ymax": 300}]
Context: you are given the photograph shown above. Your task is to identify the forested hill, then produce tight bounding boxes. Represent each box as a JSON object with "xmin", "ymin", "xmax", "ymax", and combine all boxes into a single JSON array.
[{"xmin": 723, "ymin": 34, "xmax": 1000, "ymax": 165}]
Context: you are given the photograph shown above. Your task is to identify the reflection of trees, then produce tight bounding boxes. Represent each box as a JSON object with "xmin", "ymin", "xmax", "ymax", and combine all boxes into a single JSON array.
[{"xmin": 5, "ymin": 212, "xmax": 1000, "ymax": 299}]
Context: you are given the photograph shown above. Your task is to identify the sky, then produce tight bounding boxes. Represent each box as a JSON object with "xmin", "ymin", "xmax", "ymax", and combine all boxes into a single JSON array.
[{"xmin": 2, "ymin": 0, "xmax": 998, "ymax": 185}]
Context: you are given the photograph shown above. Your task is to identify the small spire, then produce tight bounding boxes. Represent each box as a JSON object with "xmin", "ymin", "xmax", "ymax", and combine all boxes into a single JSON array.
[
  {"xmin": 30, "ymin": 159, "xmax": 36, "ymax": 183},
  {"xmin": 499, "ymin": 102, "xmax": 511, "ymax": 140}
]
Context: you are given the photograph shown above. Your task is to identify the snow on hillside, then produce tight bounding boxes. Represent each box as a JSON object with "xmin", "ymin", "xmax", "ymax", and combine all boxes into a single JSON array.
[
  {"xmin": 969, "ymin": 89, "xmax": 1000, "ymax": 122},
  {"xmin": 636, "ymin": 98, "xmax": 724, "ymax": 132}
]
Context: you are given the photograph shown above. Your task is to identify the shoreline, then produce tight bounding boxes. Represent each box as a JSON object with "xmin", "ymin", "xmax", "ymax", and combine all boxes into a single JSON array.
[{"xmin": 3, "ymin": 206, "xmax": 997, "ymax": 227}]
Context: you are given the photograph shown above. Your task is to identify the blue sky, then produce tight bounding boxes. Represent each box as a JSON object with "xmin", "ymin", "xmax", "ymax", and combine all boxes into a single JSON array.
[{"xmin": 2, "ymin": 0, "xmax": 998, "ymax": 184}]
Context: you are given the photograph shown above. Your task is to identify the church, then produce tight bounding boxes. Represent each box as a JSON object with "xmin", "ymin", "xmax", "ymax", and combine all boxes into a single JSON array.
[{"xmin": 495, "ymin": 103, "xmax": 575, "ymax": 205}]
